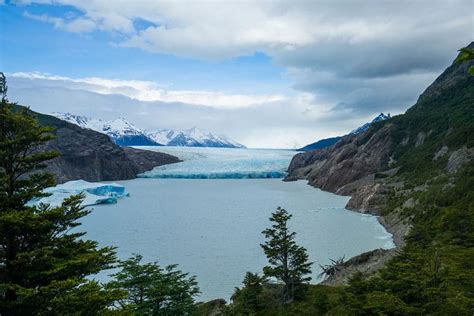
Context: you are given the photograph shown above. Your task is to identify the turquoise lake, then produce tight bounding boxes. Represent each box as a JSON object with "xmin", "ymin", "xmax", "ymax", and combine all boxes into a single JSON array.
[{"xmin": 81, "ymin": 175, "xmax": 394, "ymax": 301}]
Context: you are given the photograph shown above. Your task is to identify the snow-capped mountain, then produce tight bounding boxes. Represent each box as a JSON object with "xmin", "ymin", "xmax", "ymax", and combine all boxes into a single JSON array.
[
  {"xmin": 147, "ymin": 127, "xmax": 245, "ymax": 148},
  {"xmin": 298, "ymin": 113, "xmax": 391, "ymax": 151},
  {"xmin": 350, "ymin": 113, "xmax": 391, "ymax": 135},
  {"xmin": 51, "ymin": 112, "xmax": 245, "ymax": 148},
  {"xmin": 51, "ymin": 112, "xmax": 160, "ymax": 146},
  {"xmin": 147, "ymin": 129, "xmax": 179, "ymax": 146}
]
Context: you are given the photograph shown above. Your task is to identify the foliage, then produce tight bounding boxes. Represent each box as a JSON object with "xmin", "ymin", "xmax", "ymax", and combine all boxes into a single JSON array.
[
  {"xmin": 107, "ymin": 254, "xmax": 200, "ymax": 315},
  {"xmin": 260, "ymin": 207, "xmax": 312, "ymax": 303},
  {"xmin": 0, "ymin": 102, "xmax": 121, "ymax": 314},
  {"xmin": 231, "ymin": 272, "xmax": 271, "ymax": 315},
  {"xmin": 456, "ymin": 47, "xmax": 474, "ymax": 75}
]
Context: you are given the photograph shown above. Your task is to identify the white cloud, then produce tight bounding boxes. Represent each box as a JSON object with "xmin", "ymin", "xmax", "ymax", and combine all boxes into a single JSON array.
[
  {"xmin": 23, "ymin": 11, "xmax": 96, "ymax": 33},
  {"xmin": 8, "ymin": 72, "xmax": 357, "ymax": 148},
  {"xmin": 11, "ymin": 1, "xmax": 473, "ymax": 147},
  {"xmin": 18, "ymin": 0, "xmax": 473, "ymax": 117},
  {"xmin": 19, "ymin": 1, "xmax": 473, "ymax": 60},
  {"xmin": 10, "ymin": 72, "xmax": 286, "ymax": 109}
]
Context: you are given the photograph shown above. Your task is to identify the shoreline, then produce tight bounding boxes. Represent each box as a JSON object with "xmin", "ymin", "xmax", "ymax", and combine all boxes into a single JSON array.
[{"xmin": 300, "ymin": 179, "xmax": 409, "ymax": 285}]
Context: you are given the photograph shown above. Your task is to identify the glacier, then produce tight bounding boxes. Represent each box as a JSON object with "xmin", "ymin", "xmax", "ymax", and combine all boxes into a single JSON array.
[
  {"xmin": 29, "ymin": 180, "xmax": 129, "ymax": 207},
  {"xmin": 136, "ymin": 146, "xmax": 298, "ymax": 179}
]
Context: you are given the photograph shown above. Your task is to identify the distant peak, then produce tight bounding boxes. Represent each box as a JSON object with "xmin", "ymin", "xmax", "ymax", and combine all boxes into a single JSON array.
[{"xmin": 372, "ymin": 113, "xmax": 391, "ymax": 122}]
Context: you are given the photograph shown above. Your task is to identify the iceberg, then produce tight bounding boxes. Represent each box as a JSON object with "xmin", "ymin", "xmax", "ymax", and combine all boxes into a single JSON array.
[
  {"xmin": 29, "ymin": 180, "xmax": 129, "ymax": 207},
  {"xmin": 136, "ymin": 146, "xmax": 298, "ymax": 179}
]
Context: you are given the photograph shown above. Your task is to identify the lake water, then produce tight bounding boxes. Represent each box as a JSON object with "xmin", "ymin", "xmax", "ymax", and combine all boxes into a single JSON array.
[{"xmin": 81, "ymin": 166, "xmax": 394, "ymax": 301}]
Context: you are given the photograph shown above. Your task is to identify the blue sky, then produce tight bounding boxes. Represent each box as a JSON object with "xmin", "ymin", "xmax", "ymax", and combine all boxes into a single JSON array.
[
  {"xmin": 1, "ymin": 3, "xmax": 289, "ymax": 94},
  {"xmin": 1, "ymin": 1, "xmax": 472, "ymax": 148}
]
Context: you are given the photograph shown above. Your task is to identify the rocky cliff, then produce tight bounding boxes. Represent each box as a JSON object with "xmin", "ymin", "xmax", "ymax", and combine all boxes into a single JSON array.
[
  {"xmin": 286, "ymin": 44, "xmax": 474, "ymax": 214},
  {"xmin": 285, "ymin": 43, "xmax": 474, "ymax": 284},
  {"xmin": 28, "ymin": 108, "xmax": 181, "ymax": 183}
]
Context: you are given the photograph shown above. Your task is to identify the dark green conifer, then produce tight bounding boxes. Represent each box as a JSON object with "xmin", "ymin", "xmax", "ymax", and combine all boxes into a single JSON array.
[
  {"xmin": 261, "ymin": 207, "xmax": 312, "ymax": 303},
  {"xmin": 0, "ymin": 100, "xmax": 120, "ymax": 314},
  {"xmin": 107, "ymin": 254, "xmax": 199, "ymax": 315}
]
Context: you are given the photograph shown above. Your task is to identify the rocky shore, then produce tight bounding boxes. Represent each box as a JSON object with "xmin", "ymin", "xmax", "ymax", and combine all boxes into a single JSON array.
[{"xmin": 284, "ymin": 129, "xmax": 411, "ymax": 284}]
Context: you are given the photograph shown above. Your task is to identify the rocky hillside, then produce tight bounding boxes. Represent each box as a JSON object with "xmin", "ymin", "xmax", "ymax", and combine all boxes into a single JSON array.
[
  {"xmin": 286, "ymin": 45, "xmax": 474, "ymax": 214},
  {"xmin": 285, "ymin": 44, "xmax": 474, "ymax": 289},
  {"xmin": 28, "ymin": 108, "xmax": 181, "ymax": 183}
]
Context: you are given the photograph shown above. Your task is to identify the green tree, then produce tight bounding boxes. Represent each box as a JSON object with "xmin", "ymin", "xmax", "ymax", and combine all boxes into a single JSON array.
[
  {"xmin": 261, "ymin": 207, "xmax": 312, "ymax": 303},
  {"xmin": 0, "ymin": 102, "xmax": 120, "ymax": 314},
  {"xmin": 231, "ymin": 272, "xmax": 269, "ymax": 314},
  {"xmin": 455, "ymin": 46, "xmax": 474, "ymax": 75},
  {"xmin": 107, "ymin": 254, "xmax": 200, "ymax": 315}
]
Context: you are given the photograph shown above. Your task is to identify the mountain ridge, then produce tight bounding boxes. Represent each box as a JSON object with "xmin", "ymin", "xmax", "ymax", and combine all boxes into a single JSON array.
[
  {"xmin": 52, "ymin": 112, "xmax": 245, "ymax": 148},
  {"xmin": 148, "ymin": 126, "xmax": 245, "ymax": 148},
  {"xmin": 297, "ymin": 113, "xmax": 390, "ymax": 151},
  {"xmin": 51, "ymin": 112, "xmax": 161, "ymax": 147}
]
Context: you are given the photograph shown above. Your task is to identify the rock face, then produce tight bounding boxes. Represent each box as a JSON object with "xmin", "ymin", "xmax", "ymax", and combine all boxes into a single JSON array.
[
  {"xmin": 287, "ymin": 123, "xmax": 394, "ymax": 210},
  {"xmin": 31, "ymin": 109, "xmax": 180, "ymax": 183},
  {"xmin": 447, "ymin": 147, "xmax": 474, "ymax": 173},
  {"xmin": 286, "ymin": 43, "xmax": 474, "ymax": 284},
  {"xmin": 286, "ymin": 46, "xmax": 474, "ymax": 212}
]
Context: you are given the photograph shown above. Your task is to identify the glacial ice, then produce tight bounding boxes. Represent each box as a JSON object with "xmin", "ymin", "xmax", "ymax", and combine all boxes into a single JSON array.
[
  {"xmin": 137, "ymin": 146, "xmax": 298, "ymax": 179},
  {"xmin": 29, "ymin": 180, "xmax": 129, "ymax": 207}
]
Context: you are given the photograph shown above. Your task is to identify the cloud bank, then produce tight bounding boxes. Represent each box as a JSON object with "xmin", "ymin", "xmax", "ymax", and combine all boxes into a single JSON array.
[
  {"xmin": 9, "ymin": 0, "xmax": 474, "ymax": 147},
  {"xmin": 9, "ymin": 72, "xmax": 366, "ymax": 149}
]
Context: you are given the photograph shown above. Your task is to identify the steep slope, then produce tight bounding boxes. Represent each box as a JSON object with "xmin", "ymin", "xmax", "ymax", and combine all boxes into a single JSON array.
[
  {"xmin": 51, "ymin": 112, "xmax": 161, "ymax": 146},
  {"xmin": 285, "ymin": 44, "xmax": 474, "ymax": 292},
  {"xmin": 287, "ymin": 54, "xmax": 473, "ymax": 210},
  {"xmin": 298, "ymin": 113, "xmax": 390, "ymax": 151},
  {"xmin": 28, "ymin": 108, "xmax": 180, "ymax": 183}
]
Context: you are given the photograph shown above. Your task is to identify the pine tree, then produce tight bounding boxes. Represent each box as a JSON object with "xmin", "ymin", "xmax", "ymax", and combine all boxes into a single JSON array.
[
  {"xmin": 260, "ymin": 207, "xmax": 312, "ymax": 303},
  {"xmin": 231, "ymin": 272, "xmax": 269, "ymax": 314},
  {"xmin": 0, "ymin": 101, "xmax": 121, "ymax": 314},
  {"xmin": 107, "ymin": 254, "xmax": 200, "ymax": 315}
]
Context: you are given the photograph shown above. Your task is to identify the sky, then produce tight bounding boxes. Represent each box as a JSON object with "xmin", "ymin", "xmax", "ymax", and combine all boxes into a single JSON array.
[{"xmin": 0, "ymin": 0, "xmax": 472, "ymax": 148}]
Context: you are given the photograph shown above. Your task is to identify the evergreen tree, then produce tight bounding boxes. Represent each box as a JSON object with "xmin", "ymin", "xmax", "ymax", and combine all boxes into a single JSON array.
[
  {"xmin": 231, "ymin": 272, "xmax": 269, "ymax": 314},
  {"xmin": 0, "ymin": 101, "xmax": 121, "ymax": 314},
  {"xmin": 107, "ymin": 254, "xmax": 200, "ymax": 315},
  {"xmin": 260, "ymin": 207, "xmax": 312, "ymax": 303}
]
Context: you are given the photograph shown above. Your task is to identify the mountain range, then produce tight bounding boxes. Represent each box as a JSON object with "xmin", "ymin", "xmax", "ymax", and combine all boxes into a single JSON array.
[
  {"xmin": 51, "ymin": 113, "xmax": 245, "ymax": 148},
  {"xmin": 298, "ymin": 113, "xmax": 391, "ymax": 151},
  {"xmin": 147, "ymin": 127, "xmax": 245, "ymax": 148}
]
